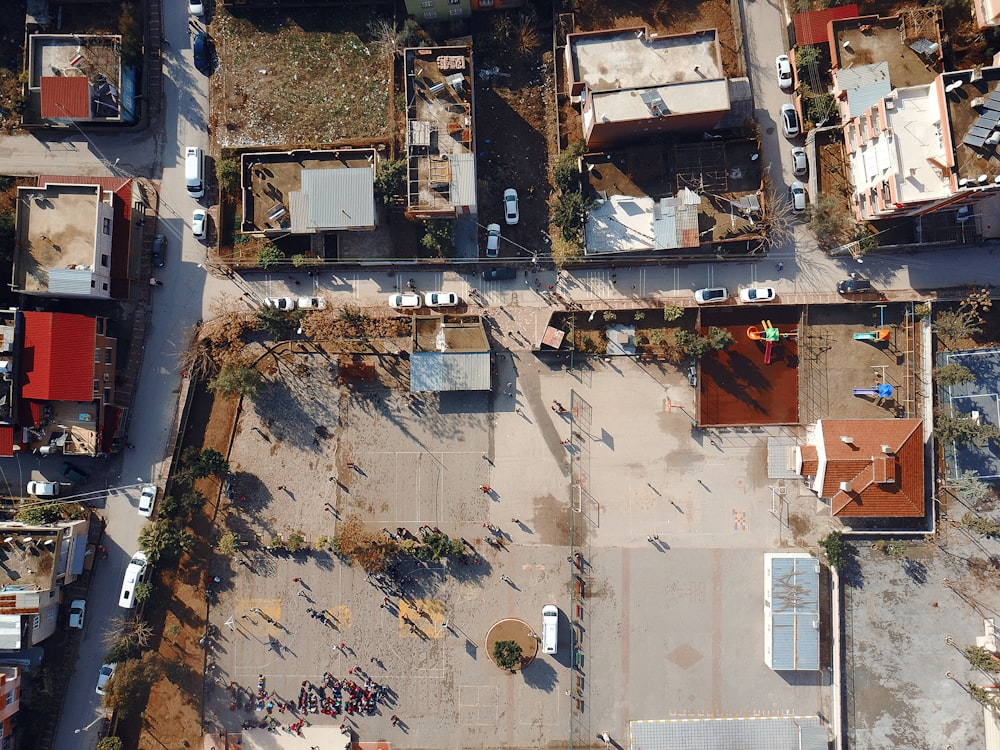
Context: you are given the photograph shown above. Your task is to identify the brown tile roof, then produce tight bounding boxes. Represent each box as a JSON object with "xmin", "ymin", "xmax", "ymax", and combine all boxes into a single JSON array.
[
  {"xmin": 39, "ymin": 77, "xmax": 90, "ymax": 120},
  {"xmin": 800, "ymin": 445, "xmax": 819, "ymax": 476},
  {"xmin": 792, "ymin": 4, "xmax": 859, "ymax": 46},
  {"xmin": 817, "ymin": 419, "xmax": 924, "ymax": 517}
]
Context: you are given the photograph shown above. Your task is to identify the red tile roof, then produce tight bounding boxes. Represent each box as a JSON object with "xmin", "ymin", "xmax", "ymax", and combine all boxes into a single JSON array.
[
  {"xmin": 815, "ymin": 419, "xmax": 924, "ymax": 517},
  {"xmin": 0, "ymin": 428, "xmax": 13, "ymax": 458},
  {"xmin": 39, "ymin": 76, "xmax": 91, "ymax": 120},
  {"xmin": 793, "ymin": 4, "xmax": 859, "ymax": 46},
  {"xmin": 800, "ymin": 445, "xmax": 819, "ymax": 476},
  {"xmin": 21, "ymin": 312, "xmax": 96, "ymax": 402}
]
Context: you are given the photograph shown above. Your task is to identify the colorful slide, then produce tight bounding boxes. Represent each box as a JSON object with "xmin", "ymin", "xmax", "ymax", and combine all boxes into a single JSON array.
[
  {"xmin": 853, "ymin": 328, "xmax": 891, "ymax": 341},
  {"xmin": 746, "ymin": 321, "xmax": 798, "ymax": 365},
  {"xmin": 852, "ymin": 384, "xmax": 894, "ymax": 399}
]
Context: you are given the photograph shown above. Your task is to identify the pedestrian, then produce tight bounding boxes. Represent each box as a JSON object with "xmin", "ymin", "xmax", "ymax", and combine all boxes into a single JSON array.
[
  {"xmin": 776, "ymin": 262, "xmax": 784, "ymax": 271},
  {"xmin": 391, "ymin": 715, "xmax": 399, "ymax": 726},
  {"xmin": 383, "ymin": 596, "xmax": 390, "ymax": 604},
  {"xmin": 371, "ymin": 657, "xmax": 377, "ymax": 663},
  {"xmin": 516, "ymin": 407, "xmax": 523, "ymax": 415},
  {"xmin": 293, "ymin": 577, "xmax": 301, "ymax": 583},
  {"xmin": 653, "ymin": 535, "xmax": 660, "ymax": 541},
  {"xmin": 278, "ymin": 485, "xmax": 286, "ymax": 491},
  {"xmin": 647, "ymin": 536, "xmax": 655, "ymax": 543},
  {"xmin": 511, "ymin": 518, "xmax": 520, "ymax": 523},
  {"xmin": 297, "ymin": 590, "xmax": 306, "ymax": 597},
  {"xmin": 506, "ymin": 382, "xmax": 513, "ymax": 388},
  {"xmin": 500, "ymin": 574, "xmax": 511, "ymax": 583},
  {"xmin": 347, "ymin": 461, "xmax": 354, "ymax": 468}
]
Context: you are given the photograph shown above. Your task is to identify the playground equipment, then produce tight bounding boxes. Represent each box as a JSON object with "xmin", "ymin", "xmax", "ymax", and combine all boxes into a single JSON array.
[
  {"xmin": 853, "ymin": 328, "xmax": 891, "ymax": 341},
  {"xmin": 746, "ymin": 320, "xmax": 798, "ymax": 365},
  {"xmin": 853, "ymin": 383, "xmax": 894, "ymax": 399}
]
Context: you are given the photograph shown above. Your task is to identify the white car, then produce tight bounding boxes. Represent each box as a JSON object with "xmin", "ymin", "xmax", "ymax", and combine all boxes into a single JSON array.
[
  {"xmin": 789, "ymin": 181, "xmax": 807, "ymax": 212},
  {"xmin": 486, "ymin": 223, "xmax": 501, "ymax": 257},
  {"xmin": 388, "ymin": 293, "xmax": 421, "ymax": 309},
  {"xmin": 188, "ymin": 0, "xmax": 204, "ymax": 15},
  {"xmin": 96, "ymin": 663, "xmax": 116, "ymax": 695},
  {"xmin": 297, "ymin": 296, "xmax": 326, "ymax": 310},
  {"xmin": 775, "ymin": 55, "xmax": 793, "ymax": 89},
  {"xmin": 424, "ymin": 292, "xmax": 459, "ymax": 307},
  {"xmin": 119, "ymin": 551, "xmax": 149, "ymax": 609},
  {"xmin": 781, "ymin": 103, "xmax": 800, "ymax": 138},
  {"xmin": 191, "ymin": 208, "xmax": 208, "ymax": 240},
  {"xmin": 138, "ymin": 484, "xmax": 157, "ymax": 518},
  {"xmin": 503, "ymin": 188, "xmax": 519, "ymax": 225},
  {"xmin": 740, "ymin": 287, "xmax": 776, "ymax": 303},
  {"xmin": 69, "ymin": 599, "xmax": 86, "ymax": 629},
  {"xmin": 694, "ymin": 287, "xmax": 729, "ymax": 304},
  {"xmin": 264, "ymin": 297, "xmax": 295, "ymax": 310},
  {"xmin": 27, "ymin": 481, "xmax": 59, "ymax": 497},
  {"xmin": 791, "ymin": 147, "xmax": 808, "ymax": 176}
]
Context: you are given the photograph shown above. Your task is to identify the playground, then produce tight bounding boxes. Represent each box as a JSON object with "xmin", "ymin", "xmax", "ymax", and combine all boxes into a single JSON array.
[
  {"xmin": 937, "ymin": 346, "xmax": 1000, "ymax": 479},
  {"xmin": 698, "ymin": 306, "xmax": 801, "ymax": 426}
]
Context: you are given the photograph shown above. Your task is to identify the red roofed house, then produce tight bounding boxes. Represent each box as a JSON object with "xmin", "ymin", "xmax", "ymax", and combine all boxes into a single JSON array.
[
  {"xmin": 792, "ymin": 4, "xmax": 860, "ymax": 47},
  {"xmin": 795, "ymin": 419, "xmax": 925, "ymax": 518},
  {"xmin": 39, "ymin": 76, "xmax": 91, "ymax": 120}
]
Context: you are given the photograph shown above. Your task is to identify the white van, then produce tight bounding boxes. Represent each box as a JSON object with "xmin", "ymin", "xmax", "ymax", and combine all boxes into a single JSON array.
[
  {"xmin": 541, "ymin": 604, "xmax": 559, "ymax": 654},
  {"xmin": 185, "ymin": 146, "xmax": 204, "ymax": 198},
  {"xmin": 119, "ymin": 551, "xmax": 149, "ymax": 608}
]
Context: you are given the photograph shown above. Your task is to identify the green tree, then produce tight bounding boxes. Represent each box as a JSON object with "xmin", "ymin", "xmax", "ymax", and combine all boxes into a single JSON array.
[
  {"xmin": 674, "ymin": 329, "xmax": 711, "ymax": 358},
  {"xmin": 415, "ymin": 532, "xmax": 465, "ymax": 562},
  {"xmin": 553, "ymin": 141, "xmax": 585, "ymax": 192},
  {"xmin": 553, "ymin": 191, "xmax": 588, "ymax": 243},
  {"xmin": 420, "ymin": 220, "xmax": 455, "ymax": 257},
  {"xmin": 101, "ymin": 653, "xmax": 163, "ymax": 716},
  {"xmin": 805, "ymin": 194, "xmax": 853, "ymax": 249},
  {"xmin": 14, "ymin": 502, "xmax": 60, "ymax": 525},
  {"xmin": 133, "ymin": 580, "xmax": 153, "ymax": 605},
  {"xmin": 139, "ymin": 519, "xmax": 193, "ymax": 563},
  {"xmin": 550, "ymin": 233, "xmax": 582, "ymax": 268},
  {"xmin": 209, "ymin": 363, "xmax": 264, "ymax": 398},
  {"xmin": 706, "ymin": 326, "xmax": 734, "ymax": 350},
  {"xmin": 965, "ymin": 645, "xmax": 1000, "ymax": 673},
  {"xmin": 805, "ymin": 94, "xmax": 837, "ymax": 126},
  {"xmin": 374, "ymin": 158, "xmax": 406, "ymax": 204},
  {"xmin": 255, "ymin": 303, "xmax": 298, "ymax": 339},
  {"xmin": 216, "ymin": 158, "xmax": 241, "ymax": 195},
  {"xmin": 795, "ymin": 45, "xmax": 821, "ymax": 70},
  {"xmin": 934, "ymin": 309, "xmax": 983, "ymax": 347},
  {"xmin": 492, "ymin": 639, "xmax": 523, "ymax": 671},
  {"xmin": 966, "ymin": 682, "xmax": 1000, "ymax": 712},
  {"xmin": 96, "ymin": 737, "xmax": 122, "ymax": 750},
  {"xmin": 256, "ymin": 243, "xmax": 284, "ymax": 269},
  {"xmin": 190, "ymin": 448, "xmax": 229, "ymax": 479},
  {"xmin": 962, "ymin": 512, "xmax": 1000, "ymax": 538},
  {"xmin": 936, "ymin": 363, "xmax": 976, "ymax": 388},
  {"xmin": 819, "ymin": 531, "xmax": 845, "ymax": 568},
  {"xmin": 286, "ymin": 531, "xmax": 307, "ymax": 552},
  {"xmin": 216, "ymin": 532, "xmax": 240, "ymax": 556},
  {"xmin": 118, "ymin": 2, "xmax": 142, "ymax": 68},
  {"xmin": 948, "ymin": 471, "xmax": 992, "ymax": 509},
  {"xmin": 663, "ymin": 304, "xmax": 684, "ymax": 322},
  {"xmin": 935, "ymin": 411, "xmax": 1000, "ymax": 447},
  {"xmin": 649, "ymin": 329, "xmax": 665, "ymax": 347}
]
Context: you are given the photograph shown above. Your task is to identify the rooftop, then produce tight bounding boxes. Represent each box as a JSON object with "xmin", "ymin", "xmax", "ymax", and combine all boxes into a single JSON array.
[
  {"xmin": 28, "ymin": 34, "xmax": 123, "ymax": 122},
  {"xmin": 411, "ymin": 316, "xmax": 491, "ymax": 392},
  {"xmin": 793, "ymin": 4, "xmax": 860, "ymax": 46},
  {"xmin": 946, "ymin": 67, "xmax": 1000, "ymax": 185},
  {"xmin": 0, "ymin": 526, "xmax": 63, "ymax": 594},
  {"xmin": 831, "ymin": 12, "xmax": 942, "ymax": 91}
]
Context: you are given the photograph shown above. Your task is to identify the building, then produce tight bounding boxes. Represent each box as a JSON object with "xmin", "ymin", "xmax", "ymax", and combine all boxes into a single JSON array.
[
  {"xmin": 404, "ymin": 0, "xmax": 471, "ymax": 21},
  {"xmin": 975, "ymin": 0, "xmax": 1000, "ymax": 29},
  {"xmin": 792, "ymin": 4, "xmax": 859, "ymax": 47},
  {"xmin": 764, "ymin": 553, "xmax": 820, "ymax": 671},
  {"xmin": 13, "ymin": 176, "xmax": 136, "ymax": 299},
  {"xmin": 240, "ymin": 148, "xmax": 381, "ymax": 241},
  {"xmin": 410, "ymin": 316, "xmax": 491, "ymax": 392},
  {"xmin": 0, "ymin": 666, "xmax": 21, "ymax": 746},
  {"xmin": 403, "ymin": 46, "xmax": 478, "ymax": 220},
  {"xmin": 794, "ymin": 418, "xmax": 925, "ymax": 518},
  {"xmin": 566, "ymin": 27, "xmax": 730, "ymax": 149}
]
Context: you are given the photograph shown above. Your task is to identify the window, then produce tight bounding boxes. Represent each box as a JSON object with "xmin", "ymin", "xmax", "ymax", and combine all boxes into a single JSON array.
[
  {"xmin": 102, "ymin": 218, "xmax": 111, "ymax": 235},
  {"xmin": 94, "ymin": 349, "xmax": 100, "ymax": 363},
  {"xmin": 93, "ymin": 380, "xmax": 99, "ymax": 393},
  {"xmin": 449, "ymin": 0, "xmax": 461, "ymax": 4},
  {"xmin": 421, "ymin": 0, "xmax": 433, "ymax": 5},
  {"xmin": 103, "ymin": 387, "xmax": 111, "ymax": 403},
  {"xmin": 31, "ymin": 616, "xmax": 39, "ymax": 630},
  {"xmin": 449, "ymin": 6, "xmax": 462, "ymax": 13},
  {"xmin": 103, "ymin": 372, "xmax": 110, "ymax": 382},
  {"xmin": 4, "ymin": 691, "xmax": 11, "ymax": 706},
  {"xmin": 424, "ymin": 10, "xmax": 437, "ymax": 18},
  {"xmin": 96, "ymin": 318, "xmax": 105, "ymax": 334},
  {"xmin": 105, "ymin": 347, "xmax": 112, "ymax": 364},
  {"xmin": 102, "ymin": 282, "xmax": 108, "ymax": 291},
  {"xmin": 100, "ymin": 254, "xmax": 109, "ymax": 267}
]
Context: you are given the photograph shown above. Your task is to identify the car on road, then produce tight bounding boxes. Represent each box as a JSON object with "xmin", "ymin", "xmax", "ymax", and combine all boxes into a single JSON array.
[
  {"xmin": 486, "ymin": 223, "xmax": 501, "ymax": 257},
  {"xmin": 96, "ymin": 663, "xmax": 116, "ymax": 695},
  {"xmin": 503, "ymin": 189, "xmax": 519, "ymax": 225},
  {"xmin": 694, "ymin": 287, "xmax": 729, "ymax": 304},
  {"xmin": 264, "ymin": 297, "xmax": 295, "ymax": 310},
  {"xmin": 193, "ymin": 32, "xmax": 211, "ymax": 75},
  {"xmin": 837, "ymin": 278, "xmax": 874, "ymax": 294},
  {"xmin": 26, "ymin": 481, "xmax": 59, "ymax": 497},
  {"xmin": 60, "ymin": 462, "xmax": 88, "ymax": 484},
  {"xmin": 192, "ymin": 208, "xmax": 208, "ymax": 240},
  {"xmin": 151, "ymin": 234, "xmax": 166, "ymax": 267},
  {"xmin": 119, "ymin": 551, "xmax": 149, "ymax": 609},
  {"xmin": 388, "ymin": 293, "xmax": 421, "ymax": 309},
  {"xmin": 740, "ymin": 287, "xmax": 776, "ymax": 303},
  {"xmin": 297, "ymin": 297, "xmax": 326, "ymax": 310},
  {"xmin": 188, "ymin": 0, "xmax": 204, "ymax": 16},
  {"xmin": 791, "ymin": 147, "xmax": 808, "ymax": 176},
  {"xmin": 482, "ymin": 267, "xmax": 517, "ymax": 281},
  {"xmin": 775, "ymin": 54, "xmax": 793, "ymax": 89},
  {"xmin": 69, "ymin": 599, "xmax": 86, "ymax": 629},
  {"xmin": 424, "ymin": 292, "xmax": 459, "ymax": 307},
  {"xmin": 138, "ymin": 484, "xmax": 157, "ymax": 518},
  {"xmin": 780, "ymin": 103, "xmax": 800, "ymax": 138},
  {"xmin": 789, "ymin": 181, "xmax": 807, "ymax": 212}
]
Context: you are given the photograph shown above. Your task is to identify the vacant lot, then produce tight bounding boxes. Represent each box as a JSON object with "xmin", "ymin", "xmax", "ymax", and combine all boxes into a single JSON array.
[{"xmin": 210, "ymin": 8, "xmax": 392, "ymax": 147}]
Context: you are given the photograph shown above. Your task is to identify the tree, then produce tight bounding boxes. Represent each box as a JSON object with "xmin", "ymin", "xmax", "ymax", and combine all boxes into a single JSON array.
[
  {"xmin": 286, "ymin": 531, "xmax": 307, "ymax": 552},
  {"xmin": 934, "ymin": 309, "xmax": 983, "ymax": 347},
  {"xmin": 374, "ymin": 158, "xmax": 406, "ymax": 204},
  {"xmin": 550, "ymin": 233, "xmax": 582, "ymax": 268},
  {"xmin": 806, "ymin": 94, "xmax": 837, "ymax": 126},
  {"xmin": 961, "ymin": 512, "xmax": 1000, "ymax": 538},
  {"xmin": 492, "ymin": 639, "xmax": 523, "ymax": 671},
  {"xmin": 553, "ymin": 191, "xmax": 588, "ymax": 243},
  {"xmin": 14, "ymin": 502, "xmax": 60, "ymax": 526},
  {"xmin": 415, "ymin": 532, "xmax": 465, "ymax": 562},
  {"xmin": 663, "ymin": 304, "xmax": 684, "ymax": 322},
  {"xmin": 948, "ymin": 471, "xmax": 993, "ymax": 509},
  {"xmin": 216, "ymin": 532, "xmax": 240, "ymax": 556},
  {"xmin": 96, "ymin": 738, "xmax": 122, "ymax": 750},
  {"xmin": 209, "ymin": 363, "xmax": 264, "ymax": 398},
  {"xmin": 553, "ymin": 141, "xmax": 585, "ymax": 192},
  {"xmin": 706, "ymin": 326, "xmax": 734, "ymax": 350},
  {"xmin": 216, "ymin": 158, "xmax": 241, "ymax": 195},
  {"xmin": 190, "ymin": 448, "xmax": 230, "ymax": 479},
  {"xmin": 104, "ymin": 616, "xmax": 155, "ymax": 655},
  {"xmin": 965, "ymin": 645, "xmax": 1000, "ymax": 673},
  {"xmin": 133, "ymin": 580, "xmax": 153, "ymax": 605},
  {"xmin": 966, "ymin": 682, "xmax": 1000, "ymax": 712},
  {"xmin": 936, "ymin": 363, "xmax": 976, "ymax": 388},
  {"xmin": 420, "ymin": 220, "xmax": 455, "ymax": 257},
  {"xmin": 757, "ymin": 179, "xmax": 795, "ymax": 251},
  {"xmin": 101, "ymin": 653, "xmax": 163, "ymax": 715},
  {"xmin": 805, "ymin": 194, "xmax": 853, "ymax": 249},
  {"xmin": 819, "ymin": 531, "xmax": 845, "ymax": 568},
  {"xmin": 331, "ymin": 513, "xmax": 399, "ymax": 572},
  {"xmin": 118, "ymin": 2, "xmax": 142, "ymax": 68},
  {"xmin": 795, "ymin": 45, "xmax": 821, "ymax": 70},
  {"xmin": 935, "ymin": 411, "xmax": 1000, "ymax": 447},
  {"xmin": 139, "ymin": 519, "xmax": 193, "ymax": 563},
  {"xmin": 674, "ymin": 329, "xmax": 711, "ymax": 358},
  {"xmin": 255, "ymin": 303, "xmax": 298, "ymax": 340},
  {"xmin": 256, "ymin": 243, "xmax": 284, "ymax": 269},
  {"xmin": 513, "ymin": 7, "xmax": 539, "ymax": 55},
  {"xmin": 602, "ymin": 311, "xmax": 617, "ymax": 323}
]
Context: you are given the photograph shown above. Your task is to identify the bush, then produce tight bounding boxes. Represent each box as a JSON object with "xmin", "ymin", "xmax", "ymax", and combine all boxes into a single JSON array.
[
  {"xmin": 553, "ymin": 142, "xmax": 584, "ymax": 192},
  {"xmin": 492, "ymin": 639, "xmax": 523, "ymax": 671},
  {"xmin": 257, "ymin": 243, "xmax": 283, "ymax": 269},
  {"xmin": 374, "ymin": 158, "xmax": 406, "ymax": 204},
  {"xmin": 96, "ymin": 738, "xmax": 122, "ymax": 750},
  {"xmin": 209, "ymin": 364, "xmax": 264, "ymax": 398},
  {"xmin": 133, "ymin": 580, "xmax": 153, "ymax": 604},
  {"xmin": 674, "ymin": 329, "xmax": 711, "ymax": 358},
  {"xmin": 553, "ymin": 191, "xmax": 588, "ymax": 243},
  {"xmin": 706, "ymin": 326, "xmax": 734, "ymax": 350},
  {"xmin": 420, "ymin": 220, "xmax": 455, "ymax": 257},
  {"xmin": 286, "ymin": 532, "xmax": 306, "ymax": 552},
  {"xmin": 819, "ymin": 531, "xmax": 845, "ymax": 568},
  {"xmin": 936, "ymin": 363, "xmax": 976, "ymax": 388},
  {"xmin": 662, "ymin": 304, "xmax": 684, "ymax": 322},
  {"xmin": 14, "ymin": 503, "xmax": 60, "ymax": 526},
  {"xmin": 216, "ymin": 158, "xmax": 240, "ymax": 195},
  {"xmin": 216, "ymin": 532, "xmax": 239, "ymax": 556}
]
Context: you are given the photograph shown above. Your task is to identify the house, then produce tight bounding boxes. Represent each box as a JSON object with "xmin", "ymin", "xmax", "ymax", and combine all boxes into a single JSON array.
[
  {"xmin": 566, "ymin": 27, "xmax": 731, "ymax": 149},
  {"xmin": 0, "ymin": 666, "xmax": 21, "ymax": 745},
  {"xmin": 792, "ymin": 4, "xmax": 859, "ymax": 47},
  {"xmin": 795, "ymin": 419, "xmax": 925, "ymax": 518},
  {"xmin": 240, "ymin": 148, "xmax": 381, "ymax": 238},
  {"xmin": 975, "ymin": 0, "xmax": 1000, "ymax": 30},
  {"xmin": 403, "ymin": 47, "xmax": 478, "ymax": 220},
  {"xmin": 410, "ymin": 316, "xmax": 491, "ymax": 392},
  {"xmin": 13, "ymin": 176, "xmax": 136, "ymax": 299}
]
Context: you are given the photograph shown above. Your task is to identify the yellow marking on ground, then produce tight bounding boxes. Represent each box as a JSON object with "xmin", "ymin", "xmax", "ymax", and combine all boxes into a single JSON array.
[{"xmin": 399, "ymin": 598, "xmax": 446, "ymax": 638}]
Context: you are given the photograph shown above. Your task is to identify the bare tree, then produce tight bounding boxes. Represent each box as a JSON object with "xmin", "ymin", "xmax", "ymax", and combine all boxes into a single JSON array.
[
  {"xmin": 103, "ymin": 616, "xmax": 154, "ymax": 650},
  {"xmin": 757, "ymin": 178, "xmax": 795, "ymax": 251}
]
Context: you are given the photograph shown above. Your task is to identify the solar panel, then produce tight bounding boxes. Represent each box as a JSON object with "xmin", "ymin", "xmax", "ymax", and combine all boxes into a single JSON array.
[
  {"xmin": 988, "ymin": 89, "xmax": 1000, "ymax": 106},
  {"xmin": 971, "ymin": 118, "xmax": 997, "ymax": 135},
  {"xmin": 964, "ymin": 130, "xmax": 988, "ymax": 148},
  {"xmin": 985, "ymin": 111, "xmax": 1000, "ymax": 127},
  {"xmin": 970, "ymin": 124, "xmax": 993, "ymax": 138}
]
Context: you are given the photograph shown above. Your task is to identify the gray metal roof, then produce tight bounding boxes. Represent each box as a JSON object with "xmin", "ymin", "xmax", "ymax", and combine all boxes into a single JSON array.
[
  {"xmin": 449, "ymin": 153, "xmax": 477, "ymax": 213},
  {"xmin": 296, "ymin": 168, "xmax": 375, "ymax": 231},
  {"xmin": 766, "ymin": 553, "xmax": 820, "ymax": 671},
  {"xmin": 48, "ymin": 269, "xmax": 100, "ymax": 296},
  {"xmin": 630, "ymin": 716, "xmax": 828, "ymax": 750},
  {"xmin": 410, "ymin": 351, "xmax": 490, "ymax": 392},
  {"xmin": 838, "ymin": 62, "xmax": 891, "ymax": 119}
]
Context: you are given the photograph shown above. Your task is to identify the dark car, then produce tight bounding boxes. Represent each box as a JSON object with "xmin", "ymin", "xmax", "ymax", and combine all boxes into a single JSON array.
[
  {"xmin": 151, "ymin": 234, "xmax": 166, "ymax": 268},
  {"xmin": 482, "ymin": 267, "xmax": 517, "ymax": 281},
  {"xmin": 837, "ymin": 278, "xmax": 874, "ymax": 294},
  {"xmin": 193, "ymin": 32, "xmax": 211, "ymax": 74},
  {"xmin": 60, "ymin": 462, "xmax": 89, "ymax": 484}
]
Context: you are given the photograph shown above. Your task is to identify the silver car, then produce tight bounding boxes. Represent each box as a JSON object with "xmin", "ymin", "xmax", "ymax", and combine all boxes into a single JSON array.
[
  {"xmin": 791, "ymin": 147, "xmax": 808, "ymax": 176},
  {"xmin": 780, "ymin": 103, "xmax": 800, "ymax": 138}
]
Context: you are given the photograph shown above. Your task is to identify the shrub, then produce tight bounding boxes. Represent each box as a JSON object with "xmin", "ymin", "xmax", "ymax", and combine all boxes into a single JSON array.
[
  {"xmin": 133, "ymin": 580, "xmax": 153, "ymax": 604},
  {"xmin": 706, "ymin": 326, "xmax": 734, "ymax": 350},
  {"xmin": 602, "ymin": 311, "xmax": 617, "ymax": 323},
  {"xmin": 256, "ymin": 243, "xmax": 283, "ymax": 269},
  {"xmin": 374, "ymin": 158, "xmax": 406, "ymax": 204},
  {"xmin": 286, "ymin": 532, "xmax": 307, "ymax": 552},
  {"xmin": 492, "ymin": 639, "xmax": 523, "ymax": 671},
  {"xmin": 216, "ymin": 158, "xmax": 240, "ymax": 195},
  {"xmin": 96, "ymin": 738, "xmax": 122, "ymax": 750},
  {"xmin": 936, "ymin": 363, "xmax": 976, "ymax": 388},
  {"xmin": 209, "ymin": 364, "xmax": 263, "ymax": 398},
  {"xmin": 216, "ymin": 532, "xmax": 239, "ymax": 556},
  {"xmin": 662, "ymin": 304, "xmax": 684, "ymax": 322},
  {"xmin": 819, "ymin": 531, "xmax": 845, "ymax": 568}
]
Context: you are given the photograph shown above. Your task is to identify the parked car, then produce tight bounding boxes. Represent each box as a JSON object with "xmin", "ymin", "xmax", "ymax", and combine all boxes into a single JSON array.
[
  {"xmin": 424, "ymin": 292, "xmax": 459, "ymax": 307},
  {"xmin": 193, "ymin": 31, "xmax": 211, "ymax": 75},
  {"xmin": 789, "ymin": 181, "xmax": 807, "ymax": 212},
  {"xmin": 60, "ymin": 462, "xmax": 88, "ymax": 484},
  {"xmin": 264, "ymin": 297, "xmax": 295, "ymax": 310},
  {"xmin": 388, "ymin": 293, "xmax": 421, "ymax": 309},
  {"xmin": 69, "ymin": 599, "xmax": 86, "ymax": 629},
  {"xmin": 151, "ymin": 234, "xmax": 166, "ymax": 268},
  {"xmin": 188, "ymin": 0, "xmax": 204, "ymax": 16},
  {"xmin": 694, "ymin": 287, "xmax": 729, "ymax": 304},
  {"xmin": 775, "ymin": 54, "xmax": 793, "ymax": 89},
  {"xmin": 191, "ymin": 208, "xmax": 208, "ymax": 240},
  {"xmin": 791, "ymin": 147, "xmax": 808, "ymax": 176},
  {"xmin": 119, "ymin": 551, "xmax": 149, "ymax": 609},
  {"xmin": 96, "ymin": 663, "xmax": 116, "ymax": 695},
  {"xmin": 482, "ymin": 267, "xmax": 517, "ymax": 281},
  {"xmin": 780, "ymin": 103, "xmax": 800, "ymax": 138},
  {"xmin": 486, "ymin": 223, "xmax": 501, "ymax": 258},
  {"xmin": 503, "ymin": 188, "xmax": 519, "ymax": 225},
  {"xmin": 837, "ymin": 278, "xmax": 874, "ymax": 294},
  {"xmin": 740, "ymin": 287, "xmax": 776, "ymax": 303},
  {"xmin": 26, "ymin": 481, "xmax": 59, "ymax": 497},
  {"xmin": 297, "ymin": 296, "xmax": 326, "ymax": 310},
  {"xmin": 138, "ymin": 484, "xmax": 157, "ymax": 518}
]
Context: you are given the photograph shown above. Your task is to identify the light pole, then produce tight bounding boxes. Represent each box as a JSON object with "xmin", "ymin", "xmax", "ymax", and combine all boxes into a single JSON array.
[{"xmin": 74, "ymin": 714, "xmax": 105, "ymax": 733}]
